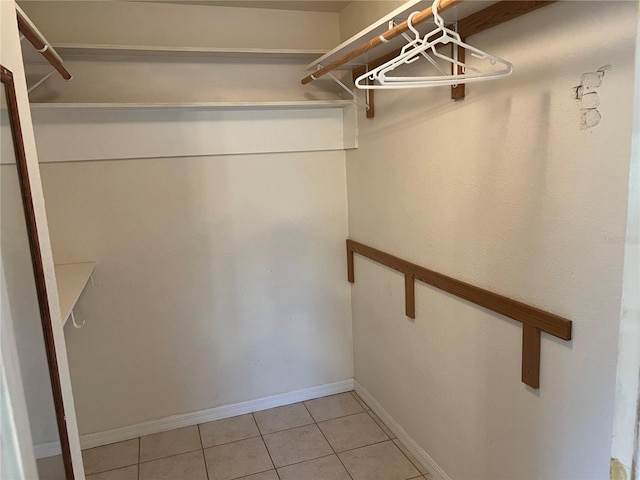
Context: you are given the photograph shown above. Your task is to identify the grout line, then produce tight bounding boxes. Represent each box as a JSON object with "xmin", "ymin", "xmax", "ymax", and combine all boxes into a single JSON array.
[
  {"xmin": 303, "ymin": 392, "xmax": 364, "ymax": 422},
  {"xmin": 366, "ymin": 410, "xmax": 396, "ymax": 439},
  {"xmin": 195, "ymin": 420, "xmax": 265, "ymax": 450},
  {"xmin": 85, "ymin": 461, "xmax": 138, "ymax": 477},
  {"xmin": 306, "ymin": 409, "xmax": 367, "ymax": 424},
  {"xmin": 231, "ymin": 466, "xmax": 279, "ymax": 480},
  {"xmin": 393, "ymin": 438, "xmax": 426, "ymax": 477},
  {"xmin": 273, "ymin": 453, "xmax": 340, "ymax": 473},
  {"xmin": 302, "ymin": 401, "xmax": 354, "ymax": 480},
  {"xmin": 260, "ymin": 421, "xmax": 316, "ymax": 438},
  {"xmin": 197, "ymin": 425, "xmax": 211, "ymax": 480},
  {"xmin": 254, "ymin": 413, "xmax": 278, "ymax": 475},
  {"xmin": 336, "ymin": 438, "xmax": 393, "ymax": 455},
  {"xmin": 197, "ymin": 424, "xmax": 204, "ymax": 449},
  {"xmin": 260, "ymin": 408, "xmax": 369, "ymax": 438},
  {"xmin": 349, "ymin": 390, "xmax": 370, "ymax": 411},
  {"xmin": 315, "ymin": 410, "xmax": 372, "ymax": 428},
  {"xmin": 200, "ymin": 449, "xmax": 210, "ymax": 480},
  {"xmin": 201, "ymin": 433, "xmax": 263, "ymax": 451},
  {"xmin": 137, "ymin": 437, "xmax": 141, "ymax": 480},
  {"xmin": 137, "ymin": 447, "xmax": 204, "ymax": 465}
]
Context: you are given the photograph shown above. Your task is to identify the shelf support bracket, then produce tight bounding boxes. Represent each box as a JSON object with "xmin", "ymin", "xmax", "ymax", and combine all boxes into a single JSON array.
[
  {"xmin": 405, "ymin": 273, "xmax": 415, "ymax": 318},
  {"xmin": 28, "ymin": 69, "xmax": 56, "ymax": 94},
  {"xmin": 522, "ymin": 325, "xmax": 541, "ymax": 388},
  {"xmin": 450, "ymin": 23, "xmax": 466, "ymax": 100},
  {"xmin": 70, "ymin": 310, "xmax": 85, "ymax": 329},
  {"xmin": 317, "ymin": 65, "xmax": 370, "ymax": 114}
]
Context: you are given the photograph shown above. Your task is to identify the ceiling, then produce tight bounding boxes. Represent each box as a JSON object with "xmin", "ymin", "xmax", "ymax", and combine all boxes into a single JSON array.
[{"xmin": 134, "ymin": 1, "xmax": 352, "ymax": 12}]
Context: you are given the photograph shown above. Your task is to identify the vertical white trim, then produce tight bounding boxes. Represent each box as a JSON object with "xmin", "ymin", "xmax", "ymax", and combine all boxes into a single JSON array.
[{"xmin": 611, "ymin": 6, "xmax": 640, "ymax": 478}]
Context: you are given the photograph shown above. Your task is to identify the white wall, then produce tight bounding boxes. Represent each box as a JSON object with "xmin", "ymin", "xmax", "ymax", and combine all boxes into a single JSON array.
[
  {"xmin": 0, "ymin": 0, "xmax": 84, "ymax": 477},
  {"xmin": 40, "ymin": 150, "xmax": 353, "ymax": 435},
  {"xmin": 345, "ymin": 2, "xmax": 636, "ymax": 479},
  {"xmin": 338, "ymin": 0, "xmax": 405, "ymax": 41}
]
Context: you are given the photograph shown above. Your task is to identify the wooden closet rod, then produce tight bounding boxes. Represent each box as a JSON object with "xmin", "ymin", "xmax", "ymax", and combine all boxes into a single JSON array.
[
  {"xmin": 16, "ymin": 7, "xmax": 72, "ymax": 81},
  {"xmin": 346, "ymin": 239, "xmax": 572, "ymax": 388},
  {"xmin": 301, "ymin": 0, "xmax": 462, "ymax": 85}
]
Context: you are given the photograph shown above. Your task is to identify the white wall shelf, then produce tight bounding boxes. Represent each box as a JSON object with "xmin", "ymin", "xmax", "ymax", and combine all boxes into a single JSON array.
[
  {"xmin": 41, "ymin": 44, "xmax": 328, "ymax": 61},
  {"xmin": 29, "ymin": 100, "xmax": 358, "ymax": 163},
  {"xmin": 55, "ymin": 262, "xmax": 96, "ymax": 327},
  {"xmin": 29, "ymin": 100, "xmax": 354, "ymax": 110}
]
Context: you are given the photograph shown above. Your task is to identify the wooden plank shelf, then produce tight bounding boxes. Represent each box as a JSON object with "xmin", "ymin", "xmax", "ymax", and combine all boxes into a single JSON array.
[
  {"xmin": 346, "ymin": 239, "xmax": 572, "ymax": 389},
  {"xmin": 55, "ymin": 262, "xmax": 96, "ymax": 327}
]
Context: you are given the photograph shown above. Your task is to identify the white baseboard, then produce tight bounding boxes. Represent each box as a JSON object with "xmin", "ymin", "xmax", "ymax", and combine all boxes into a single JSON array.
[
  {"xmin": 354, "ymin": 379, "xmax": 451, "ymax": 480},
  {"xmin": 33, "ymin": 441, "xmax": 62, "ymax": 459},
  {"xmin": 78, "ymin": 379, "xmax": 354, "ymax": 450}
]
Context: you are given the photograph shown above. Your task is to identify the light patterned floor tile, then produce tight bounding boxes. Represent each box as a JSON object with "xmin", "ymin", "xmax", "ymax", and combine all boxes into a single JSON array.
[
  {"xmin": 278, "ymin": 454, "xmax": 351, "ymax": 480},
  {"xmin": 253, "ymin": 403, "xmax": 314, "ymax": 434},
  {"xmin": 318, "ymin": 412, "xmax": 389, "ymax": 452},
  {"xmin": 204, "ymin": 436, "xmax": 273, "ymax": 480},
  {"xmin": 263, "ymin": 424, "xmax": 333, "ymax": 467},
  {"xmin": 338, "ymin": 440, "xmax": 420, "ymax": 480},
  {"xmin": 304, "ymin": 392, "xmax": 363, "ymax": 422},
  {"xmin": 139, "ymin": 425, "xmax": 201, "ymax": 462},
  {"xmin": 139, "ymin": 450, "xmax": 207, "ymax": 480},
  {"xmin": 393, "ymin": 439, "xmax": 428, "ymax": 475},
  {"xmin": 86, "ymin": 465, "xmax": 138, "ymax": 480},
  {"xmin": 82, "ymin": 439, "xmax": 139, "ymax": 475},
  {"xmin": 199, "ymin": 413, "xmax": 260, "ymax": 448}
]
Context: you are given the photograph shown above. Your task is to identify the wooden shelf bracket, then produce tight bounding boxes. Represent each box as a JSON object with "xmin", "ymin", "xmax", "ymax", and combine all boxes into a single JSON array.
[{"xmin": 346, "ymin": 239, "xmax": 572, "ymax": 389}]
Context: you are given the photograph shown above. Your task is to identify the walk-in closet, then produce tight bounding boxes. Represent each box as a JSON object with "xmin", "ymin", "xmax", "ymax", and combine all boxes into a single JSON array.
[{"xmin": 1, "ymin": 1, "xmax": 639, "ymax": 479}]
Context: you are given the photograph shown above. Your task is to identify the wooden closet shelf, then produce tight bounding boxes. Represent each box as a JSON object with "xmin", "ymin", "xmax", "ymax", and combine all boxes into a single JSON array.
[
  {"xmin": 346, "ymin": 239, "xmax": 572, "ymax": 389},
  {"xmin": 55, "ymin": 262, "xmax": 95, "ymax": 327}
]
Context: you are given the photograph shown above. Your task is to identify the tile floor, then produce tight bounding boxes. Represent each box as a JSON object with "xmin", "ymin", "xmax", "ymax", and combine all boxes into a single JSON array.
[{"xmin": 42, "ymin": 391, "xmax": 432, "ymax": 480}]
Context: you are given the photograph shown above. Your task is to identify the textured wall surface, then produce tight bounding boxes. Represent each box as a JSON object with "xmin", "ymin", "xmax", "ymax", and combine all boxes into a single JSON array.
[{"xmin": 345, "ymin": 2, "xmax": 637, "ymax": 479}]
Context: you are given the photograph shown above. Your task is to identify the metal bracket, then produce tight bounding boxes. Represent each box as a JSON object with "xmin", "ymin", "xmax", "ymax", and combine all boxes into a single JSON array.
[
  {"xmin": 28, "ymin": 69, "xmax": 56, "ymax": 94},
  {"xmin": 71, "ymin": 310, "xmax": 85, "ymax": 329},
  {"xmin": 317, "ymin": 64, "xmax": 370, "ymax": 112}
]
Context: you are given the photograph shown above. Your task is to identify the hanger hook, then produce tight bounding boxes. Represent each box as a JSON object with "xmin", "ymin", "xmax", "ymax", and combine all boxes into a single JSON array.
[
  {"xmin": 407, "ymin": 11, "xmax": 421, "ymax": 39},
  {"xmin": 432, "ymin": 0, "xmax": 445, "ymax": 28}
]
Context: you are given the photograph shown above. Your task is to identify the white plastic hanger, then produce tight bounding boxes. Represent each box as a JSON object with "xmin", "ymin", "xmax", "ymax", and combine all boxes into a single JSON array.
[{"xmin": 355, "ymin": 0, "xmax": 512, "ymax": 89}]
